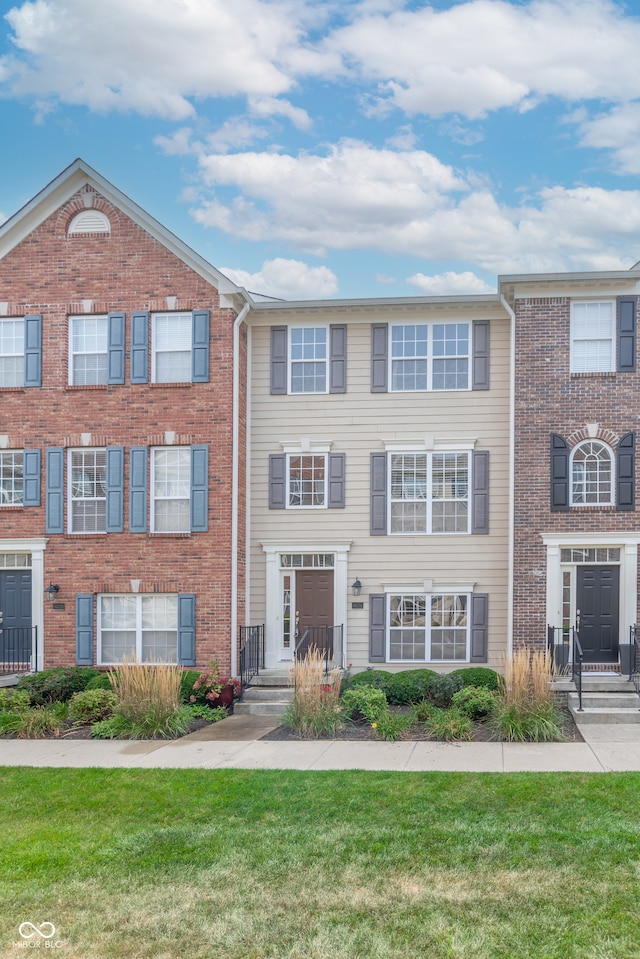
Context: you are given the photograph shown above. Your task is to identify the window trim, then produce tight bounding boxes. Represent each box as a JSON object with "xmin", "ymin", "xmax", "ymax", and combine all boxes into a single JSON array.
[
  {"xmin": 97, "ymin": 592, "xmax": 179, "ymax": 665},
  {"xmin": 286, "ymin": 452, "xmax": 328, "ymax": 509},
  {"xmin": 150, "ymin": 445, "xmax": 191, "ymax": 533},
  {"xmin": 387, "ymin": 450, "xmax": 471, "ymax": 535},
  {"xmin": 68, "ymin": 447, "xmax": 107, "ymax": 534},
  {"xmin": 288, "ymin": 324, "xmax": 329, "ymax": 395},
  {"xmin": 68, "ymin": 315, "xmax": 109, "ymax": 387},
  {"xmin": 386, "ymin": 591, "xmax": 471, "ymax": 663},
  {"xmin": 0, "ymin": 450, "xmax": 24, "ymax": 506},
  {"xmin": 570, "ymin": 300, "xmax": 615, "ymax": 374},
  {"xmin": 0, "ymin": 316, "xmax": 25, "ymax": 388},
  {"xmin": 389, "ymin": 321, "xmax": 471, "ymax": 392},
  {"xmin": 151, "ymin": 311, "xmax": 193, "ymax": 384},
  {"xmin": 570, "ymin": 439, "xmax": 614, "ymax": 507}
]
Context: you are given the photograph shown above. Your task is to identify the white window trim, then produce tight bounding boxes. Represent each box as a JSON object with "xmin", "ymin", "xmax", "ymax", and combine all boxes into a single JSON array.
[
  {"xmin": 286, "ymin": 452, "xmax": 328, "ymax": 510},
  {"xmin": 151, "ymin": 312, "xmax": 192, "ymax": 384},
  {"xmin": 68, "ymin": 315, "xmax": 109, "ymax": 387},
  {"xmin": 97, "ymin": 593, "xmax": 178, "ymax": 665},
  {"xmin": 389, "ymin": 321, "xmax": 471, "ymax": 392},
  {"xmin": 0, "ymin": 449, "xmax": 24, "ymax": 506},
  {"xmin": 387, "ymin": 450, "xmax": 471, "ymax": 535},
  {"xmin": 570, "ymin": 439, "xmax": 614, "ymax": 507},
  {"xmin": 287, "ymin": 324, "xmax": 329, "ymax": 395},
  {"xmin": 150, "ymin": 446, "xmax": 191, "ymax": 533},
  {"xmin": 386, "ymin": 591, "xmax": 471, "ymax": 664},
  {"xmin": 67, "ymin": 447, "xmax": 107, "ymax": 535},
  {"xmin": 0, "ymin": 316, "xmax": 25, "ymax": 388},
  {"xmin": 570, "ymin": 300, "xmax": 615, "ymax": 374}
]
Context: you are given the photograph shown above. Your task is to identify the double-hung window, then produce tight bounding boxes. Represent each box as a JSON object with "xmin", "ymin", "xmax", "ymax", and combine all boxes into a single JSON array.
[
  {"xmin": 288, "ymin": 454, "xmax": 326, "ymax": 507},
  {"xmin": 389, "ymin": 593, "xmax": 469, "ymax": 662},
  {"xmin": 391, "ymin": 323, "xmax": 469, "ymax": 391},
  {"xmin": 290, "ymin": 327, "xmax": 327, "ymax": 393},
  {"xmin": 570, "ymin": 301, "xmax": 614, "ymax": 373},
  {"xmin": 152, "ymin": 313, "xmax": 192, "ymax": 383},
  {"xmin": 0, "ymin": 451, "xmax": 23, "ymax": 505},
  {"xmin": 152, "ymin": 447, "xmax": 190, "ymax": 532},
  {"xmin": 389, "ymin": 452, "xmax": 469, "ymax": 533},
  {"xmin": 99, "ymin": 593, "xmax": 178, "ymax": 664},
  {"xmin": 69, "ymin": 449, "xmax": 107, "ymax": 532},
  {"xmin": 0, "ymin": 318, "xmax": 24, "ymax": 387},
  {"xmin": 70, "ymin": 316, "xmax": 108, "ymax": 385}
]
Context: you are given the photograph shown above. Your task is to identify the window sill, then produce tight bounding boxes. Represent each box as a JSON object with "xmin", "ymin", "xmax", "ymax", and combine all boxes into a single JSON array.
[
  {"xmin": 65, "ymin": 385, "xmax": 110, "ymax": 391},
  {"xmin": 570, "ymin": 505, "xmax": 617, "ymax": 512},
  {"xmin": 150, "ymin": 381, "xmax": 193, "ymax": 388},
  {"xmin": 570, "ymin": 372, "xmax": 617, "ymax": 379},
  {"xmin": 65, "ymin": 532, "xmax": 108, "ymax": 538},
  {"xmin": 0, "ymin": 504, "xmax": 24, "ymax": 510},
  {"xmin": 0, "ymin": 387, "xmax": 25, "ymax": 393},
  {"xmin": 148, "ymin": 532, "xmax": 192, "ymax": 538}
]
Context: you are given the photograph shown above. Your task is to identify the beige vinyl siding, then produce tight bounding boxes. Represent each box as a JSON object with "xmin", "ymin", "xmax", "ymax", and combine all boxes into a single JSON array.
[{"xmin": 248, "ymin": 302, "xmax": 511, "ymax": 671}]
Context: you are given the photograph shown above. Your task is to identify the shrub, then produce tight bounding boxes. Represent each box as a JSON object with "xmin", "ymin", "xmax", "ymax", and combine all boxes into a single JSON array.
[
  {"xmin": 339, "ymin": 669, "xmax": 392, "ymax": 696},
  {"xmin": 107, "ymin": 656, "xmax": 183, "ymax": 738},
  {"xmin": 452, "ymin": 685, "xmax": 498, "ymax": 720},
  {"xmin": 91, "ymin": 705, "xmax": 193, "ymax": 740},
  {"xmin": 67, "ymin": 689, "xmax": 118, "ymax": 724},
  {"xmin": 341, "ymin": 687, "xmax": 388, "ymax": 724},
  {"xmin": 372, "ymin": 708, "xmax": 415, "ymax": 742},
  {"xmin": 427, "ymin": 673, "xmax": 464, "ymax": 708},
  {"xmin": 16, "ymin": 706, "xmax": 65, "ymax": 739},
  {"xmin": 424, "ymin": 707, "xmax": 473, "ymax": 742},
  {"xmin": 0, "ymin": 689, "xmax": 31, "ymax": 713},
  {"xmin": 85, "ymin": 673, "xmax": 113, "ymax": 691},
  {"xmin": 451, "ymin": 667, "xmax": 503, "ymax": 692},
  {"xmin": 187, "ymin": 704, "xmax": 228, "ymax": 723},
  {"xmin": 414, "ymin": 700, "xmax": 440, "ymax": 723},
  {"xmin": 283, "ymin": 648, "xmax": 343, "ymax": 738},
  {"xmin": 179, "ymin": 670, "xmax": 201, "ymax": 704},
  {"xmin": 18, "ymin": 667, "xmax": 101, "ymax": 705},
  {"xmin": 488, "ymin": 649, "xmax": 565, "ymax": 742},
  {"xmin": 385, "ymin": 669, "xmax": 437, "ymax": 705}
]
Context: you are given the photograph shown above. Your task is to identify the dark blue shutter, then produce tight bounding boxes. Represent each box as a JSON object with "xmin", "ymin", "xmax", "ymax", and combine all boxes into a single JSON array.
[
  {"xmin": 23, "ymin": 449, "xmax": 41, "ymax": 507},
  {"xmin": 190, "ymin": 445, "xmax": 208, "ymax": 532},
  {"xmin": 327, "ymin": 453, "xmax": 345, "ymax": 508},
  {"xmin": 371, "ymin": 324, "xmax": 388, "ymax": 392},
  {"xmin": 617, "ymin": 432, "xmax": 635, "ymax": 511},
  {"xmin": 107, "ymin": 312, "xmax": 125, "ymax": 384},
  {"xmin": 472, "ymin": 320, "xmax": 490, "ymax": 390},
  {"xmin": 369, "ymin": 594, "xmax": 386, "ymax": 663},
  {"xmin": 370, "ymin": 452, "xmax": 387, "ymax": 534},
  {"xmin": 269, "ymin": 454, "xmax": 287, "ymax": 508},
  {"xmin": 471, "ymin": 450, "xmax": 489, "ymax": 533},
  {"xmin": 550, "ymin": 434, "xmax": 569, "ymax": 511},
  {"xmin": 270, "ymin": 327, "xmax": 288, "ymax": 394},
  {"xmin": 130, "ymin": 312, "xmax": 149, "ymax": 384},
  {"xmin": 192, "ymin": 309, "xmax": 210, "ymax": 382},
  {"xmin": 24, "ymin": 314, "xmax": 42, "ymax": 388},
  {"xmin": 329, "ymin": 325, "xmax": 347, "ymax": 393},
  {"xmin": 129, "ymin": 446, "xmax": 148, "ymax": 532},
  {"xmin": 45, "ymin": 448, "xmax": 64, "ymax": 533},
  {"xmin": 106, "ymin": 446, "xmax": 124, "ymax": 532},
  {"xmin": 178, "ymin": 594, "xmax": 196, "ymax": 666},
  {"xmin": 76, "ymin": 594, "xmax": 94, "ymax": 666},
  {"xmin": 470, "ymin": 593, "xmax": 488, "ymax": 663},
  {"xmin": 617, "ymin": 297, "xmax": 636, "ymax": 372}
]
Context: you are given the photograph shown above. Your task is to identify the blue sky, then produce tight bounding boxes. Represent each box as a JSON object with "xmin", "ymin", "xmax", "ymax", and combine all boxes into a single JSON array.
[{"xmin": 2, "ymin": 0, "xmax": 640, "ymax": 300}]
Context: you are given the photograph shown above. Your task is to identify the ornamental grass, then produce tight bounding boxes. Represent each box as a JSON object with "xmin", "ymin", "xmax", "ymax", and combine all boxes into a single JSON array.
[
  {"xmin": 107, "ymin": 655, "xmax": 183, "ymax": 737},
  {"xmin": 489, "ymin": 647, "xmax": 565, "ymax": 742},
  {"xmin": 284, "ymin": 646, "xmax": 343, "ymax": 737}
]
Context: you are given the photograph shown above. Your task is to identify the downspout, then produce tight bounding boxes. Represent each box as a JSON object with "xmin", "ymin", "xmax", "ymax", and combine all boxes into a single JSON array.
[
  {"xmin": 500, "ymin": 293, "xmax": 516, "ymax": 659},
  {"xmin": 231, "ymin": 299, "xmax": 251, "ymax": 678}
]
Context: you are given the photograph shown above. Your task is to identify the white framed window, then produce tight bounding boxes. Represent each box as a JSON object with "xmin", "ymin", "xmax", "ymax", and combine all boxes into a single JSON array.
[
  {"xmin": 391, "ymin": 322, "xmax": 470, "ymax": 391},
  {"xmin": 98, "ymin": 593, "xmax": 178, "ymax": 664},
  {"xmin": 0, "ymin": 451, "xmax": 23, "ymax": 505},
  {"xmin": 0, "ymin": 318, "xmax": 24, "ymax": 387},
  {"xmin": 151, "ymin": 447, "xmax": 190, "ymax": 532},
  {"xmin": 287, "ymin": 454, "xmax": 326, "ymax": 508},
  {"xmin": 69, "ymin": 316, "xmax": 108, "ymax": 385},
  {"xmin": 69, "ymin": 449, "xmax": 106, "ymax": 533},
  {"xmin": 389, "ymin": 452, "xmax": 469, "ymax": 534},
  {"xmin": 388, "ymin": 593, "xmax": 469, "ymax": 662},
  {"xmin": 289, "ymin": 327, "xmax": 327, "ymax": 393},
  {"xmin": 152, "ymin": 313, "xmax": 192, "ymax": 383},
  {"xmin": 570, "ymin": 301, "xmax": 614, "ymax": 373},
  {"xmin": 571, "ymin": 441, "xmax": 613, "ymax": 506}
]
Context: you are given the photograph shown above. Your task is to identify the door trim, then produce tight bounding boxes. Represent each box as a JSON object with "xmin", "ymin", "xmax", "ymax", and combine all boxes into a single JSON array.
[{"xmin": 0, "ymin": 538, "xmax": 47, "ymax": 671}]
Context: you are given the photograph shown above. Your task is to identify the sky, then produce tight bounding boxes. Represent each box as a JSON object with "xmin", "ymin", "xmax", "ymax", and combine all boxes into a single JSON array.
[{"xmin": 2, "ymin": 0, "xmax": 640, "ymax": 301}]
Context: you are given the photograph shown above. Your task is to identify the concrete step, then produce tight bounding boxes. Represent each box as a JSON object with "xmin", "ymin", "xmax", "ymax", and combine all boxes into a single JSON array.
[
  {"xmin": 241, "ymin": 687, "xmax": 294, "ymax": 704},
  {"xmin": 249, "ymin": 670, "xmax": 292, "ymax": 688},
  {"xmin": 234, "ymin": 700, "xmax": 291, "ymax": 717},
  {"xmin": 553, "ymin": 677, "xmax": 630, "ymax": 694},
  {"xmin": 568, "ymin": 688, "xmax": 640, "ymax": 724},
  {"xmin": 569, "ymin": 705, "xmax": 640, "ymax": 724}
]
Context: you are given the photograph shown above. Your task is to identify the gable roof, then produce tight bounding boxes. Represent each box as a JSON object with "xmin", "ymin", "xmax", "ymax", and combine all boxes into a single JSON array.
[{"xmin": 0, "ymin": 158, "xmax": 247, "ymax": 306}]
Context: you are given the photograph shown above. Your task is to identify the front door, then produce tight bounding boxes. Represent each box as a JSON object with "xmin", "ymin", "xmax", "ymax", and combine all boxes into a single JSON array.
[
  {"xmin": 295, "ymin": 569, "xmax": 334, "ymax": 651},
  {"xmin": 0, "ymin": 571, "xmax": 32, "ymax": 667},
  {"xmin": 576, "ymin": 566, "xmax": 619, "ymax": 663}
]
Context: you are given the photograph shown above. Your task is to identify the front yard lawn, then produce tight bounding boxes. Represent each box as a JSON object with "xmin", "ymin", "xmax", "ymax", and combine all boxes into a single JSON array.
[{"xmin": 2, "ymin": 769, "xmax": 640, "ymax": 958}]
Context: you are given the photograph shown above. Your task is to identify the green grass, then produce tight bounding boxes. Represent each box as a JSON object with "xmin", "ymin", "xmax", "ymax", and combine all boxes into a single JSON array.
[{"xmin": 2, "ymin": 769, "xmax": 640, "ymax": 958}]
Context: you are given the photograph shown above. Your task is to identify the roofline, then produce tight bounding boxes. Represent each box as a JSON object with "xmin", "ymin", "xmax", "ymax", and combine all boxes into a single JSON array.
[
  {"xmin": 498, "ymin": 269, "xmax": 640, "ymax": 285},
  {"xmin": 251, "ymin": 293, "xmax": 504, "ymax": 311},
  {"xmin": 0, "ymin": 158, "xmax": 245, "ymax": 303}
]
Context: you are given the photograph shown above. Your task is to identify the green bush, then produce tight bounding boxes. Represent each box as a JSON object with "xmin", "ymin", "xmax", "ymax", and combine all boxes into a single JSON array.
[
  {"xmin": 372, "ymin": 708, "xmax": 415, "ymax": 742},
  {"xmin": 18, "ymin": 667, "xmax": 101, "ymax": 705},
  {"xmin": 85, "ymin": 673, "xmax": 113, "ymax": 691},
  {"xmin": 0, "ymin": 689, "xmax": 31, "ymax": 713},
  {"xmin": 67, "ymin": 689, "xmax": 119, "ymax": 724},
  {"xmin": 385, "ymin": 669, "xmax": 438, "ymax": 705},
  {"xmin": 341, "ymin": 687, "xmax": 388, "ymax": 724},
  {"xmin": 424, "ymin": 707, "xmax": 473, "ymax": 742},
  {"xmin": 339, "ymin": 669, "xmax": 392, "ymax": 696},
  {"xmin": 427, "ymin": 673, "xmax": 464, "ymax": 708},
  {"xmin": 187, "ymin": 704, "xmax": 228, "ymax": 723},
  {"xmin": 91, "ymin": 704, "xmax": 194, "ymax": 740},
  {"xmin": 452, "ymin": 685, "xmax": 498, "ymax": 720},
  {"xmin": 450, "ymin": 667, "xmax": 503, "ymax": 691},
  {"xmin": 179, "ymin": 670, "xmax": 201, "ymax": 704}
]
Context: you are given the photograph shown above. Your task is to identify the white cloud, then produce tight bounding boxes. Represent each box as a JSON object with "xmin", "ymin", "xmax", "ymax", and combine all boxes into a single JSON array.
[
  {"xmin": 375, "ymin": 273, "xmax": 396, "ymax": 285},
  {"xmin": 407, "ymin": 271, "xmax": 494, "ymax": 294},
  {"xmin": 220, "ymin": 258, "xmax": 339, "ymax": 299},
  {"xmin": 574, "ymin": 102, "xmax": 640, "ymax": 174}
]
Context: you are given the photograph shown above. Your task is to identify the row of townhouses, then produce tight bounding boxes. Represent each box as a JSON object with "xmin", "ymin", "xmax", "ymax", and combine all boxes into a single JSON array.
[{"xmin": 0, "ymin": 159, "xmax": 637, "ymax": 678}]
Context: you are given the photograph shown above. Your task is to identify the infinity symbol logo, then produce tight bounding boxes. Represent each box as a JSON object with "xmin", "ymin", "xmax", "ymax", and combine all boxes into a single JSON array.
[{"xmin": 19, "ymin": 921, "xmax": 56, "ymax": 939}]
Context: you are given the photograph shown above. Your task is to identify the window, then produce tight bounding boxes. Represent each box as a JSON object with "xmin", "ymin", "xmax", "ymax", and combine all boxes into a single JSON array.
[
  {"xmin": 288, "ymin": 454, "xmax": 326, "ymax": 507},
  {"xmin": 571, "ymin": 301, "xmax": 614, "ymax": 373},
  {"xmin": 69, "ymin": 316, "xmax": 108, "ymax": 385},
  {"xmin": 391, "ymin": 323, "xmax": 469, "ymax": 391},
  {"xmin": 389, "ymin": 452, "xmax": 469, "ymax": 533},
  {"xmin": 389, "ymin": 593, "xmax": 469, "ymax": 662},
  {"xmin": 152, "ymin": 447, "xmax": 190, "ymax": 532},
  {"xmin": 0, "ymin": 318, "xmax": 24, "ymax": 387},
  {"xmin": 290, "ymin": 327, "xmax": 327, "ymax": 393},
  {"xmin": 99, "ymin": 593, "xmax": 178, "ymax": 664},
  {"xmin": 571, "ymin": 441, "xmax": 613, "ymax": 506},
  {"xmin": 0, "ymin": 451, "xmax": 23, "ymax": 505},
  {"xmin": 69, "ymin": 449, "xmax": 106, "ymax": 532},
  {"xmin": 153, "ymin": 313, "xmax": 192, "ymax": 383}
]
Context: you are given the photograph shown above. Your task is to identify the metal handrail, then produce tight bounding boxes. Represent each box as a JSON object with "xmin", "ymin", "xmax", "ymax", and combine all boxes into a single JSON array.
[
  {"xmin": 571, "ymin": 627, "xmax": 584, "ymax": 711},
  {"xmin": 629, "ymin": 626, "xmax": 640, "ymax": 696},
  {"xmin": 238, "ymin": 624, "xmax": 265, "ymax": 690},
  {"xmin": 0, "ymin": 625, "xmax": 37, "ymax": 675},
  {"xmin": 294, "ymin": 625, "xmax": 344, "ymax": 675}
]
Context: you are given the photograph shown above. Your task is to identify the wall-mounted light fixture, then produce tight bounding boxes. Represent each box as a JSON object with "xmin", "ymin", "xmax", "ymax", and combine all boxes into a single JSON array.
[
  {"xmin": 44, "ymin": 582, "xmax": 60, "ymax": 602},
  {"xmin": 351, "ymin": 578, "xmax": 362, "ymax": 596}
]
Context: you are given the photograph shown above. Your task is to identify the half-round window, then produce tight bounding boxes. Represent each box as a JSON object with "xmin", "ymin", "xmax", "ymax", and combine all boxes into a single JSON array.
[
  {"xmin": 571, "ymin": 441, "xmax": 613, "ymax": 505},
  {"xmin": 67, "ymin": 210, "xmax": 110, "ymax": 235}
]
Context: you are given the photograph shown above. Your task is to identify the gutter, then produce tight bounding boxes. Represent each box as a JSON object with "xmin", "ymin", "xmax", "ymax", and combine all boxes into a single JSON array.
[
  {"xmin": 500, "ymin": 293, "xmax": 516, "ymax": 660},
  {"xmin": 231, "ymin": 300, "xmax": 252, "ymax": 678}
]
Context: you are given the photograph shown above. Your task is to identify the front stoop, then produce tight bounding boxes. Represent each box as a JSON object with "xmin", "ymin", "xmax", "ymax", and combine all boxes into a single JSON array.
[
  {"xmin": 235, "ymin": 669, "xmax": 293, "ymax": 717},
  {"xmin": 556, "ymin": 676, "xmax": 640, "ymax": 725}
]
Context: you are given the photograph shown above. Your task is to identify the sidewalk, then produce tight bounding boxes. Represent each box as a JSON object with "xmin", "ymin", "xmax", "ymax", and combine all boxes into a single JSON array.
[{"xmin": 1, "ymin": 715, "xmax": 639, "ymax": 771}]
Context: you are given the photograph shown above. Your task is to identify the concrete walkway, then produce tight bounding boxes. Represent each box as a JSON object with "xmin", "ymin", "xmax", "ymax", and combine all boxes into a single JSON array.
[{"xmin": 1, "ymin": 715, "xmax": 640, "ymax": 771}]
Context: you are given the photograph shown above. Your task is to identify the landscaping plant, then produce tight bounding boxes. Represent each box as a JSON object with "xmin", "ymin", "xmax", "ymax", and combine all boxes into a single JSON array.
[
  {"xmin": 17, "ymin": 666, "xmax": 101, "ymax": 705},
  {"xmin": 489, "ymin": 648, "xmax": 565, "ymax": 742},
  {"xmin": 426, "ymin": 673, "xmax": 464, "ymax": 708},
  {"xmin": 451, "ymin": 684, "xmax": 498, "ymax": 720},
  {"xmin": 67, "ymin": 689, "xmax": 119, "ymax": 724},
  {"xmin": 423, "ymin": 706, "xmax": 474, "ymax": 741},
  {"xmin": 283, "ymin": 647, "xmax": 343, "ymax": 737},
  {"xmin": 384, "ymin": 669, "xmax": 437, "ymax": 704},
  {"xmin": 451, "ymin": 666, "xmax": 503, "ymax": 691},
  {"xmin": 338, "ymin": 668, "xmax": 391, "ymax": 696},
  {"xmin": 371, "ymin": 707, "xmax": 415, "ymax": 742},
  {"xmin": 341, "ymin": 686, "xmax": 388, "ymax": 724},
  {"xmin": 104, "ymin": 656, "xmax": 186, "ymax": 738}
]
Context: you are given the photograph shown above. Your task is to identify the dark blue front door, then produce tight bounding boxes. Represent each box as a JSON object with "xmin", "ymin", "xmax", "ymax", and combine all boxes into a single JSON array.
[
  {"xmin": 0, "ymin": 571, "xmax": 32, "ymax": 666},
  {"xmin": 576, "ymin": 566, "xmax": 619, "ymax": 664}
]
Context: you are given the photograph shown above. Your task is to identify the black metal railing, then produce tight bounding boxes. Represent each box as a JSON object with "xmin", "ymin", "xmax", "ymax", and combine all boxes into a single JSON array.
[
  {"xmin": 0, "ymin": 626, "xmax": 37, "ymax": 675},
  {"xmin": 294, "ymin": 625, "xmax": 344, "ymax": 675},
  {"xmin": 239, "ymin": 624, "xmax": 265, "ymax": 690},
  {"xmin": 571, "ymin": 627, "xmax": 584, "ymax": 712},
  {"xmin": 629, "ymin": 625, "xmax": 640, "ymax": 696},
  {"xmin": 547, "ymin": 625, "xmax": 570, "ymax": 672}
]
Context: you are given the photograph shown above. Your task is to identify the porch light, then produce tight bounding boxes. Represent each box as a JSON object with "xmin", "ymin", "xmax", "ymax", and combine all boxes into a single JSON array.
[
  {"xmin": 44, "ymin": 582, "xmax": 60, "ymax": 602},
  {"xmin": 351, "ymin": 578, "xmax": 362, "ymax": 596}
]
